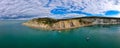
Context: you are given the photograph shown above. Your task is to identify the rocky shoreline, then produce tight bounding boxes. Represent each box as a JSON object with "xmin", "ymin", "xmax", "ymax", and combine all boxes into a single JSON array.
[{"xmin": 23, "ymin": 16, "xmax": 120, "ymax": 30}]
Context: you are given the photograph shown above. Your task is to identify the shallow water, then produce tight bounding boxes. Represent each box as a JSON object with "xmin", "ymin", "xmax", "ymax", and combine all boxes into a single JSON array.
[{"xmin": 0, "ymin": 20, "xmax": 120, "ymax": 48}]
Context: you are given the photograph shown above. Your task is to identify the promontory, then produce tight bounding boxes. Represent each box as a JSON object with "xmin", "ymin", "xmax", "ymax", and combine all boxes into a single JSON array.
[{"xmin": 23, "ymin": 16, "xmax": 120, "ymax": 30}]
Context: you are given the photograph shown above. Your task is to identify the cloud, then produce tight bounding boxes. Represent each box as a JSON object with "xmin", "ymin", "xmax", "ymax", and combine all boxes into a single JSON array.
[{"xmin": 0, "ymin": 0, "xmax": 120, "ymax": 20}]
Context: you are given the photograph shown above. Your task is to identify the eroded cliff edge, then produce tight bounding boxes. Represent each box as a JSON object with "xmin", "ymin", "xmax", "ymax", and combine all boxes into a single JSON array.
[{"xmin": 23, "ymin": 17, "xmax": 120, "ymax": 30}]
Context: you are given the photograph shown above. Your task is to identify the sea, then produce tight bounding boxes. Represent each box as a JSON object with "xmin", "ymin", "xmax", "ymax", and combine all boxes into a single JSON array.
[{"xmin": 0, "ymin": 20, "xmax": 120, "ymax": 48}]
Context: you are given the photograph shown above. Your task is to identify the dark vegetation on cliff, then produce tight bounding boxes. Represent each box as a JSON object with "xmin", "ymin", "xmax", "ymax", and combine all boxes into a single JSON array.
[{"xmin": 32, "ymin": 18, "xmax": 58, "ymax": 25}]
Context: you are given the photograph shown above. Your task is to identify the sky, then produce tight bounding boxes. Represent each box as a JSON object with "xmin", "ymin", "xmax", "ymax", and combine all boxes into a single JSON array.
[{"xmin": 0, "ymin": 0, "xmax": 120, "ymax": 20}]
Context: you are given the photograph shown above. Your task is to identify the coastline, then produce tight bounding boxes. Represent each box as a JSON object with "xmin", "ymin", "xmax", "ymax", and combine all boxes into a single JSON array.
[{"xmin": 23, "ymin": 16, "xmax": 120, "ymax": 30}]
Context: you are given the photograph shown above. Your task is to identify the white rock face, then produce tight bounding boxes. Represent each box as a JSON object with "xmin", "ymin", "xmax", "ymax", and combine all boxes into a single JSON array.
[{"xmin": 0, "ymin": 0, "xmax": 120, "ymax": 20}]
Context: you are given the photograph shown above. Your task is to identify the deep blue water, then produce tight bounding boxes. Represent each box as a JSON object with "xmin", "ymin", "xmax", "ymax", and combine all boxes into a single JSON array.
[{"xmin": 0, "ymin": 20, "xmax": 120, "ymax": 48}]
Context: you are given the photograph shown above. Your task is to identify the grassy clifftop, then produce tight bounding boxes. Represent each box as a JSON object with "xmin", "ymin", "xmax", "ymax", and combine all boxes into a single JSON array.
[{"xmin": 31, "ymin": 18, "xmax": 58, "ymax": 25}]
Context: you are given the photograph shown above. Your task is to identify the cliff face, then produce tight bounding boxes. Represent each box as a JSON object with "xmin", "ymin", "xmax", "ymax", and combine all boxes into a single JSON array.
[
  {"xmin": 49, "ymin": 19, "xmax": 92, "ymax": 30},
  {"xmin": 23, "ymin": 17, "xmax": 120, "ymax": 30}
]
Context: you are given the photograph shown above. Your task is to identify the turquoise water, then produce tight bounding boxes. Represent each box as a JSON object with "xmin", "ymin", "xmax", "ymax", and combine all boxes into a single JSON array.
[{"xmin": 0, "ymin": 20, "xmax": 120, "ymax": 48}]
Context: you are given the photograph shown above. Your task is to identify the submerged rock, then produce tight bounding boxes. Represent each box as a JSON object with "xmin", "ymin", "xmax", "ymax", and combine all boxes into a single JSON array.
[{"xmin": 23, "ymin": 16, "xmax": 120, "ymax": 30}]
